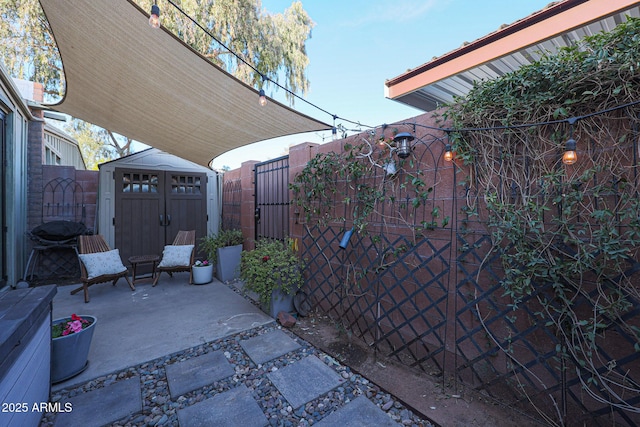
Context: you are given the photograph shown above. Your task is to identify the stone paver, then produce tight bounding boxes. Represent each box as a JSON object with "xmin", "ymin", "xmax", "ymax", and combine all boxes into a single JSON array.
[
  {"xmin": 166, "ymin": 350, "xmax": 234, "ymax": 399},
  {"xmin": 240, "ymin": 329, "xmax": 301, "ymax": 365},
  {"xmin": 314, "ymin": 396, "xmax": 401, "ymax": 426},
  {"xmin": 54, "ymin": 376, "xmax": 141, "ymax": 427},
  {"xmin": 177, "ymin": 384, "xmax": 268, "ymax": 427},
  {"xmin": 268, "ymin": 355, "xmax": 343, "ymax": 409}
]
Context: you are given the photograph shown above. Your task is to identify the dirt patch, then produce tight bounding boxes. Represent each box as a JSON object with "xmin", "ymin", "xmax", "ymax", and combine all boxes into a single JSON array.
[{"xmin": 290, "ymin": 311, "xmax": 544, "ymax": 427}]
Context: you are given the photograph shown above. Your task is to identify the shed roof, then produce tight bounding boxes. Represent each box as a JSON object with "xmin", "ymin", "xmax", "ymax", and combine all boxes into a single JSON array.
[
  {"xmin": 40, "ymin": 0, "xmax": 330, "ymax": 168},
  {"xmin": 385, "ymin": 0, "xmax": 640, "ymax": 111}
]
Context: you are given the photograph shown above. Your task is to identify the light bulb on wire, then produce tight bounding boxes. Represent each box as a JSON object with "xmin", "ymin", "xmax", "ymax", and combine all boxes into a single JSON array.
[
  {"xmin": 443, "ymin": 144, "xmax": 453, "ymax": 162},
  {"xmin": 562, "ymin": 138, "xmax": 577, "ymax": 165},
  {"xmin": 149, "ymin": 4, "xmax": 161, "ymax": 29},
  {"xmin": 258, "ymin": 89, "xmax": 267, "ymax": 107}
]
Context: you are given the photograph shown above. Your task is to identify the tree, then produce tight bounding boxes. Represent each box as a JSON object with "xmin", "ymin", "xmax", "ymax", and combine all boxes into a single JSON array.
[
  {"xmin": 0, "ymin": 0, "xmax": 64, "ymax": 100},
  {"xmin": 142, "ymin": 0, "xmax": 313, "ymax": 101},
  {"xmin": 64, "ymin": 120, "xmax": 134, "ymax": 170},
  {"xmin": 0, "ymin": 0, "xmax": 314, "ymax": 155}
]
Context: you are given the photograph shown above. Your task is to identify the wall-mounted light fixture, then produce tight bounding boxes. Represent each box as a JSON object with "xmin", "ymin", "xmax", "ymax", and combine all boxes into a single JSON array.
[
  {"xmin": 393, "ymin": 132, "xmax": 414, "ymax": 159},
  {"xmin": 149, "ymin": 4, "xmax": 161, "ymax": 28}
]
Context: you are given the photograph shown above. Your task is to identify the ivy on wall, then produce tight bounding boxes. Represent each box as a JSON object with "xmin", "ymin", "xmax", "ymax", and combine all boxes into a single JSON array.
[
  {"xmin": 444, "ymin": 17, "xmax": 640, "ymax": 421},
  {"xmin": 290, "ymin": 137, "xmax": 448, "ymax": 238}
]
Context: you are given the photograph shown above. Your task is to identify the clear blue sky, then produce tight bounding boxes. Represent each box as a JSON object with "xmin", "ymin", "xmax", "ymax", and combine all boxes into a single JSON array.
[{"xmin": 210, "ymin": 0, "xmax": 552, "ymax": 170}]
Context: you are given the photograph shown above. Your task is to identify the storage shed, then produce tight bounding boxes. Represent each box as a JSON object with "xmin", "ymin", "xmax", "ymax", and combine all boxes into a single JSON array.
[{"xmin": 97, "ymin": 148, "xmax": 220, "ymax": 264}]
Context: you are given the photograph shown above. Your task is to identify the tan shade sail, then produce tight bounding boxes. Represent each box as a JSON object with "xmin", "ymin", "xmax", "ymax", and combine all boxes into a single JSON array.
[{"xmin": 40, "ymin": 0, "xmax": 330, "ymax": 167}]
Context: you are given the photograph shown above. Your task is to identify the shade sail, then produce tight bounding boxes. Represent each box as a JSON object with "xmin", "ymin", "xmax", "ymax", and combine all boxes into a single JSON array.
[{"xmin": 39, "ymin": 0, "xmax": 330, "ymax": 167}]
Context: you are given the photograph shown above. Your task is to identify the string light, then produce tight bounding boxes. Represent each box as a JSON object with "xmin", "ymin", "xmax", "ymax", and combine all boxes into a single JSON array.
[
  {"xmin": 158, "ymin": 1, "xmax": 640, "ymax": 155},
  {"xmin": 149, "ymin": 4, "xmax": 161, "ymax": 29},
  {"xmin": 563, "ymin": 138, "xmax": 577, "ymax": 165},
  {"xmin": 562, "ymin": 117, "xmax": 578, "ymax": 165},
  {"xmin": 443, "ymin": 144, "xmax": 454, "ymax": 162},
  {"xmin": 258, "ymin": 89, "xmax": 267, "ymax": 107}
]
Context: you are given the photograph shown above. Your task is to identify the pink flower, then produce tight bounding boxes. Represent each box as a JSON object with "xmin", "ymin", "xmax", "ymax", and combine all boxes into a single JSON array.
[{"xmin": 68, "ymin": 320, "xmax": 84, "ymax": 333}]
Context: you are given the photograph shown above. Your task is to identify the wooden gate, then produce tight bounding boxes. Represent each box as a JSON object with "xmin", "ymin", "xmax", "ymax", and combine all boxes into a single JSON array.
[
  {"xmin": 114, "ymin": 168, "xmax": 207, "ymax": 263},
  {"xmin": 254, "ymin": 156, "xmax": 289, "ymax": 241}
]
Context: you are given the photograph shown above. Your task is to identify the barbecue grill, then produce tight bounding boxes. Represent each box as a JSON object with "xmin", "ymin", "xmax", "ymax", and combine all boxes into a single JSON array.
[{"xmin": 15, "ymin": 177, "xmax": 89, "ymax": 287}]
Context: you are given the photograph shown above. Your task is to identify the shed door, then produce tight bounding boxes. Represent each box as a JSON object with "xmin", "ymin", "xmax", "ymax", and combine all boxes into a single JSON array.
[{"xmin": 114, "ymin": 168, "xmax": 207, "ymax": 263}]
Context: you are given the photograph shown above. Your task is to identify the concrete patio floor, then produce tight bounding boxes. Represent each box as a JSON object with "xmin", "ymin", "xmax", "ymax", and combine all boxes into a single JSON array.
[
  {"xmin": 51, "ymin": 273, "xmax": 273, "ymax": 391},
  {"xmin": 46, "ymin": 273, "xmax": 431, "ymax": 426}
]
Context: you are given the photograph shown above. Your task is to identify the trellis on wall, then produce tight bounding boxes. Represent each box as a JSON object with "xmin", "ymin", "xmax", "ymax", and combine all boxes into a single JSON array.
[
  {"xmin": 289, "ymin": 115, "xmax": 640, "ymax": 426},
  {"xmin": 221, "ymin": 178, "xmax": 241, "ymax": 230}
]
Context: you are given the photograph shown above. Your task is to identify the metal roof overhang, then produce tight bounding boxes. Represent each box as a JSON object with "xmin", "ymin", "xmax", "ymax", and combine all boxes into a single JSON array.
[
  {"xmin": 39, "ymin": 0, "xmax": 330, "ymax": 168},
  {"xmin": 385, "ymin": 0, "xmax": 640, "ymax": 112}
]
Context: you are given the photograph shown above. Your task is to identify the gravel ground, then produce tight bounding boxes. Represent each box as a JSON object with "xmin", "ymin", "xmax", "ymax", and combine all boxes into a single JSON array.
[{"xmin": 40, "ymin": 323, "xmax": 434, "ymax": 427}]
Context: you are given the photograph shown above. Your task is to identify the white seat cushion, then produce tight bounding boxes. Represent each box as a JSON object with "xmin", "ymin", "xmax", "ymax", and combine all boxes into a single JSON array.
[
  {"xmin": 78, "ymin": 249, "xmax": 127, "ymax": 279},
  {"xmin": 158, "ymin": 245, "xmax": 194, "ymax": 268}
]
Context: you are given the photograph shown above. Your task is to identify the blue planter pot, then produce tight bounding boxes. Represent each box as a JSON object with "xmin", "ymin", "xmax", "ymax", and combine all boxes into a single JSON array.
[
  {"xmin": 216, "ymin": 244, "xmax": 242, "ymax": 282},
  {"xmin": 265, "ymin": 288, "xmax": 295, "ymax": 318},
  {"xmin": 51, "ymin": 315, "xmax": 96, "ymax": 384}
]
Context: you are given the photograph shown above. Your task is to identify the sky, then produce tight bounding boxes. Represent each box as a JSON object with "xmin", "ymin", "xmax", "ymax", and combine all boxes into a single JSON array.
[{"xmin": 207, "ymin": 0, "xmax": 553, "ymax": 170}]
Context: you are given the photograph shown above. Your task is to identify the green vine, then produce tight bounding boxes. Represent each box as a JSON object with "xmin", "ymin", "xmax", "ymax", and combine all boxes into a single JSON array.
[
  {"xmin": 444, "ymin": 17, "xmax": 640, "ymax": 421},
  {"xmin": 290, "ymin": 138, "xmax": 447, "ymax": 239}
]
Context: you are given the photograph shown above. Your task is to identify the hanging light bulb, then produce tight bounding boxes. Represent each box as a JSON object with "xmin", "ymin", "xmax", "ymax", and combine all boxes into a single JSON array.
[
  {"xmin": 149, "ymin": 4, "xmax": 161, "ymax": 29},
  {"xmin": 332, "ymin": 127, "xmax": 338, "ymax": 141},
  {"xmin": 562, "ymin": 138, "xmax": 577, "ymax": 165},
  {"xmin": 443, "ymin": 144, "xmax": 453, "ymax": 162},
  {"xmin": 393, "ymin": 132, "xmax": 414, "ymax": 159},
  {"xmin": 258, "ymin": 89, "xmax": 267, "ymax": 107}
]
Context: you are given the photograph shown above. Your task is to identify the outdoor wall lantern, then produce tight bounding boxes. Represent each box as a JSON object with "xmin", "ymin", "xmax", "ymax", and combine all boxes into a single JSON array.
[
  {"xmin": 393, "ymin": 132, "xmax": 414, "ymax": 159},
  {"xmin": 149, "ymin": 4, "xmax": 161, "ymax": 29}
]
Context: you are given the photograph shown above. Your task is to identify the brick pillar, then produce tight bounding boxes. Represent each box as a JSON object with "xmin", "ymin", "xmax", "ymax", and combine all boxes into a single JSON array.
[
  {"xmin": 27, "ymin": 112, "xmax": 44, "ymax": 232},
  {"xmin": 287, "ymin": 143, "xmax": 320, "ymax": 248},
  {"xmin": 239, "ymin": 160, "xmax": 258, "ymax": 250}
]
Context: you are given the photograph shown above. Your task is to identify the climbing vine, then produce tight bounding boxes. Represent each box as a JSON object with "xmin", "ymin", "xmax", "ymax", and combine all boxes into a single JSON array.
[
  {"xmin": 290, "ymin": 133, "xmax": 448, "ymax": 238},
  {"xmin": 445, "ymin": 17, "xmax": 640, "ymax": 422}
]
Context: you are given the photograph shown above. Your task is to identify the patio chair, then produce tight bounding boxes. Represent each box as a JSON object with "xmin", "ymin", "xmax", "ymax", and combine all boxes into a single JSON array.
[
  {"xmin": 72, "ymin": 234, "xmax": 134, "ymax": 303},
  {"xmin": 153, "ymin": 230, "xmax": 196, "ymax": 286}
]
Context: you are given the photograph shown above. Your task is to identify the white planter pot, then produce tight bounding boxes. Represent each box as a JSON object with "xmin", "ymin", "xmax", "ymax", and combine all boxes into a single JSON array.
[{"xmin": 192, "ymin": 264, "xmax": 214, "ymax": 284}]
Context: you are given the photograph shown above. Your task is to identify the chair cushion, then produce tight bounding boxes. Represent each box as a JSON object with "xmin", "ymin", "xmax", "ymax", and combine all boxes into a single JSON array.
[
  {"xmin": 78, "ymin": 249, "xmax": 127, "ymax": 279},
  {"xmin": 158, "ymin": 245, "xmax": 194, "ymax": 268}
]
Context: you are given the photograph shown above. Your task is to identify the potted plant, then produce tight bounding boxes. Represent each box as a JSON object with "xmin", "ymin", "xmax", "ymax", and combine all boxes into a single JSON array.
[
  {"xmin": 200, "ymin": 229, "xmax": 244, "ymax": 282},
  {"xmin": 51, "ymin": 314, "xmax": 96, "ymax": 384},
  {"xmin": 240, "ymin": 238, "xmax": 303, "ymax": 317},
  {"xmin": 191, "ymin": 259, "xmax": 214, "ymax": 285}
]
